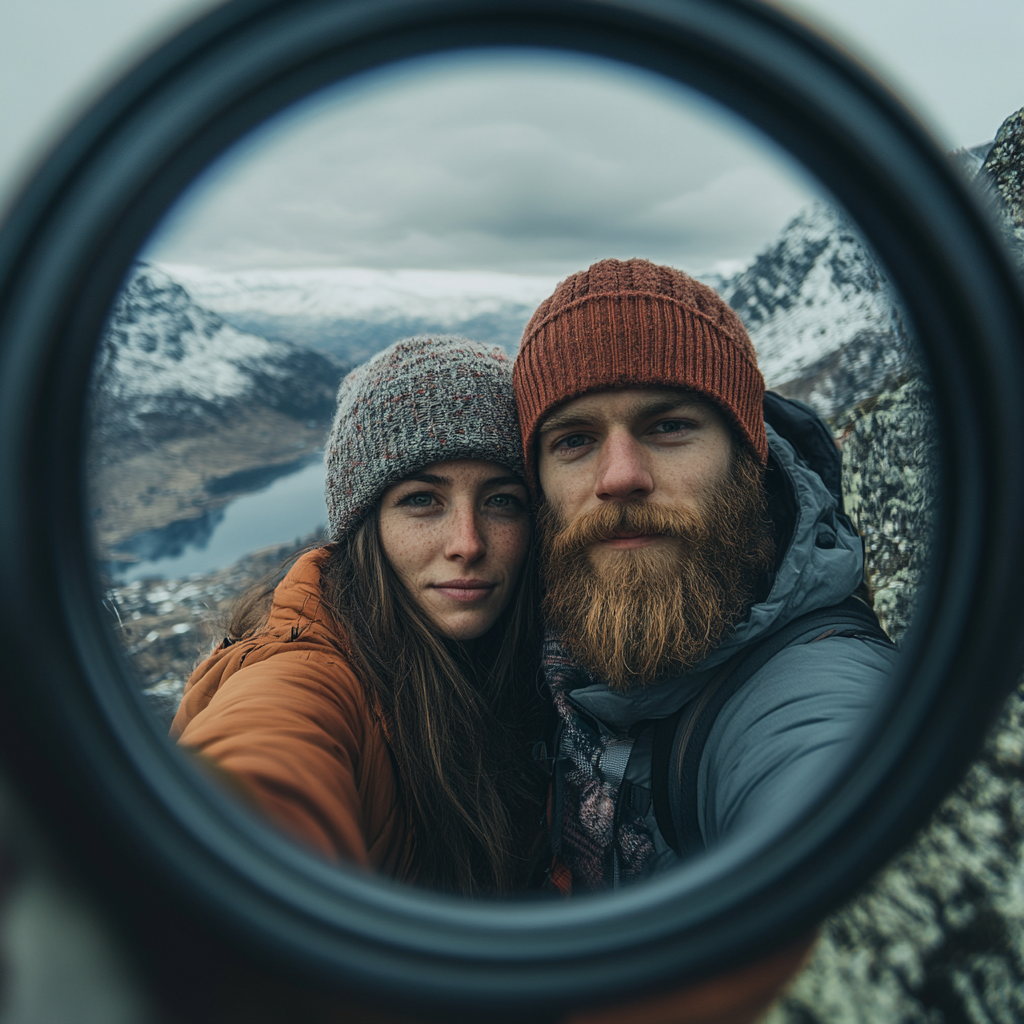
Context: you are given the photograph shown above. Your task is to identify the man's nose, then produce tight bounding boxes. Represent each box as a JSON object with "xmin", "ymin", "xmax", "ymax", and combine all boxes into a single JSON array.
[
  {"xmin": 444, "ymin": 504, "xmax": 487, "ymax": 563},
  {"xmin": 594, "ymin": 430, "xmax": 654, "ymax": 501}
]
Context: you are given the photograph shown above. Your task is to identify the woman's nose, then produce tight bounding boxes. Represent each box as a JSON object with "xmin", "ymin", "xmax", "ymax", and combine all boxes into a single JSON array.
[{"xmin": 444, "ymin": 505, "xmax": 486, "ymax": 563}]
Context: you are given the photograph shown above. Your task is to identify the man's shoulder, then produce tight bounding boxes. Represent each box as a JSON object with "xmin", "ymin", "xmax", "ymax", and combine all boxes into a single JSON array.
[
  {"xmin": 692, "ymin": 630, "xmax": 900, "ymax": 845},
  {"xmin": 706, "ymin": 631, "xmax": 899, "ymax": 766},
  {"xmin": 729, "ymin": 628, "xmax": 897, "ymax": 708}
]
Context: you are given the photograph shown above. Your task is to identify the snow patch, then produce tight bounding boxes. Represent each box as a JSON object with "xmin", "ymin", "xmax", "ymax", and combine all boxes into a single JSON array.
[
  {"xmin": 719, "ymin": 202, "xmax": 909, "ymax": 391},
  {"xmin": 155, "ymin": 264, "xmax": 561, "ymax": 326},
  {"xmin": 95, "ymin": 264, "xmax": 291, "ymax": 405}
]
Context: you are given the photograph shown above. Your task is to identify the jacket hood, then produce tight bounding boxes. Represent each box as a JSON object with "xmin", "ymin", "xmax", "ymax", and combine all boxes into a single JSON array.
[{"xmin": 567, "ymin": 423, "xmax": 865, "ymax": 729}]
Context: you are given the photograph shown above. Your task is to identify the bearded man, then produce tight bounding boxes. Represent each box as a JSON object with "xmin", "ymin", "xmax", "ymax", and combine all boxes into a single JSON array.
[{"xmin": 514, "ymin": 258, "xmax": 900, "ymax": 892}]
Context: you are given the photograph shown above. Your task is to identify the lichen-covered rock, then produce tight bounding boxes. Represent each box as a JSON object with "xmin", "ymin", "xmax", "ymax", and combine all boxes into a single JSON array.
[
  {"xmin": 981, "ymin": 107, "xmax": 1024, "ymax": 254},
  {"xmin": 838, "ymin": 377, "xmax": 939, "ymax": 643}
]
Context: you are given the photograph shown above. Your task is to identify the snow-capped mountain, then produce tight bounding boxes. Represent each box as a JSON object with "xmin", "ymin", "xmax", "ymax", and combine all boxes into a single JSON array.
[
  {"xmin": 155, "ymin": 264, "xmax": 560, "ymax": 363},
  {"xmin": 716, "ymin": 201, "xmax": 911, "ymax": 419},
  {"xmin": 90, "ymin": 263, "xmax": 345, "ymax": 448},
  {"xmin": 743, "ymin": 118, "xmax": 1021, "ymax": 424}
]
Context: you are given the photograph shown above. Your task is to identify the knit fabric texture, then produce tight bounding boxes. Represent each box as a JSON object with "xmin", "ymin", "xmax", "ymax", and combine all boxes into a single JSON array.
[
  {"xmin": 544, "ymin": 633, "xmax": 656, "ymax": 892},
  {"xmin": 513, "ymin": 258, "xmax": 768, "ymax": 491},
  {"xmin": 324, "ymin": 335, "xmax": 525, "ymax": 540}
]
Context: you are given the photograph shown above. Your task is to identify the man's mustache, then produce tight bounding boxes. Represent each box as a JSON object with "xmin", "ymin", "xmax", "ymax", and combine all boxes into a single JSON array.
[{"xmin": 542, "ymin": 500, "xmax": 704, "ymax": 560}]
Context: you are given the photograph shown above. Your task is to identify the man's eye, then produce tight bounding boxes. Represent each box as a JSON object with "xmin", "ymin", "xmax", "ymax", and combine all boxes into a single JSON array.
[
  {"xmin": 557, "ymin": 434, "xmax": 593, "ymax": 450},
  {"xmin": 652, "ymin": 420, "xmax": 693, "ymax": 435}
]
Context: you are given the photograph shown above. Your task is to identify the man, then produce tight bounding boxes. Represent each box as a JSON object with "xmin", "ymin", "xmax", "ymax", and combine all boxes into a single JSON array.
[{"xmin": 513, "ymin": 258, "xmax": 899, "ymax": 892}]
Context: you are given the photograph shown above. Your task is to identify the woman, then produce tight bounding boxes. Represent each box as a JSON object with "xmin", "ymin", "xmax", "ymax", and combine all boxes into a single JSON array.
[{"xmin": 171, "ymin": 336, "xmax": 546, "ymax": 896}]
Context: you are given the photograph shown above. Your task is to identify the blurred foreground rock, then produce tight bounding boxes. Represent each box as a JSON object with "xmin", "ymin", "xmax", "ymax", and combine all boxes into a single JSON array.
[
  {"xmin": 981, "ymin": 107, "xmax": 1024, "ymax": 258},
  {"xmin": 0, "ymin": 776, "xmax": 148, "ymax": 1024}
]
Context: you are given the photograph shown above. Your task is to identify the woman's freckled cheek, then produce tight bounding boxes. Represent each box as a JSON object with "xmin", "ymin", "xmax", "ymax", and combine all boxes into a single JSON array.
[{"xmin": 380, "ymin": 519, "xmax": 443, "ymax": 585}]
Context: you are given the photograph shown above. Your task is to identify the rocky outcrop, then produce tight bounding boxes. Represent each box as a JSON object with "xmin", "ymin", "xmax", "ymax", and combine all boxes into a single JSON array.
[{"xmin": 102, "ymin": 534, "xmax": 319, "ymax": 727}]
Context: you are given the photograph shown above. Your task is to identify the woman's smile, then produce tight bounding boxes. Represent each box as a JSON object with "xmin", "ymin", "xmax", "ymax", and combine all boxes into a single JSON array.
[{"xmin": 431, "ymin": 578, "xmax": 498, "ymax": 602}]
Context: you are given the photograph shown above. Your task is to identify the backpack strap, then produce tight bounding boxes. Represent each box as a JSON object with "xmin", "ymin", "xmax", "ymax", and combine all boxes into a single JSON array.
[{"xmin": 652, "ymin": 596, "xmax": 892, "ymax": 857}]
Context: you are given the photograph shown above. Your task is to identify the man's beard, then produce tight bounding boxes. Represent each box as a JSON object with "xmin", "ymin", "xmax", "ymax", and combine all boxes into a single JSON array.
[{"xmin": 538, "ymin": 450, "xmax": 776, "ymax": 691}]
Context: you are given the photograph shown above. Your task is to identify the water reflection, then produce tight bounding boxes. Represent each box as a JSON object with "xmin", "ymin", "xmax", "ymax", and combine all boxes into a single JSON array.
[{"xmin": 107, "ymin": 457, "xmax": 326, "ymax": 582}]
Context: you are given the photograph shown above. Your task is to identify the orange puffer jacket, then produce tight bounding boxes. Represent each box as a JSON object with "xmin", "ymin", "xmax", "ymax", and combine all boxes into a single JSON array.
[{"xmin": 171, "ymin": 547, "xmax": 414, "ymax": 879}]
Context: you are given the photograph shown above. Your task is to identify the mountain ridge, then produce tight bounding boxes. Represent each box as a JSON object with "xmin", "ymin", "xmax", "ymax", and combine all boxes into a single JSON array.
[
  {"xmin": 148, "ymin": 199, "xmax": 914, "ymax": 424},
  {"xmin": 90, "ymin": 262, "xmax": 346, "ymax": 451},
  {"xmin": 157, "ymin": 263, "xmax": 560, "ymax": 361}
]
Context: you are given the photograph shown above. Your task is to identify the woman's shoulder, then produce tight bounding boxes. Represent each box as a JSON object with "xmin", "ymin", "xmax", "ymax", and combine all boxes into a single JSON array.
[
  {"xmin": 219, "ymin": 544, "xmax": 349, "ymax": 657},
  {"xmin": 171, "ymin": 546, "xmax": 365, "ymax": 734},
  {"xmin": 264, "ymin": 544, "xmax": 342, "ymax": 637}
]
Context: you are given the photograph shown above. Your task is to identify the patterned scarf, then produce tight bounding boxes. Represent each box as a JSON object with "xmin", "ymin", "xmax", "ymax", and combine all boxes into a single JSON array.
[{"xmin": 544, "ymin": 633, "xmax": 655, "ymax": 892}]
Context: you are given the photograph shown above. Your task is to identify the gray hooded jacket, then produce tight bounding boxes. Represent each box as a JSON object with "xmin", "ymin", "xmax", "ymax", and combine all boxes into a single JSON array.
[{"xmin": 548, "ymin": 423, "xmax": 900, "ymax": 888}]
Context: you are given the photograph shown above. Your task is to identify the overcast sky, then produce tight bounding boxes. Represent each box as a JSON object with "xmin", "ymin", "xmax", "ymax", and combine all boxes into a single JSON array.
[
  {"xmin": 2, "ymin": 0, "xmax": 1023, "ymax": 276},
  {"xmin": 145, "ymin": 53, "xmax": 818, "ymax": 275}
]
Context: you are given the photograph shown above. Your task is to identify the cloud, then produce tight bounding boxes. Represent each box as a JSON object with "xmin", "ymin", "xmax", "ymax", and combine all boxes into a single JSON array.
[{"xmin": 147, "ymin": 50, "xmax": 821, "ymax": 274}]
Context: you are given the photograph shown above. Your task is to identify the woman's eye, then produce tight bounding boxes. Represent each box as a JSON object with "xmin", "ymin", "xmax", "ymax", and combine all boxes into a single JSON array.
[{"xmin": 399, "ymin": 492, "xmax": 437, "ymax": 507}]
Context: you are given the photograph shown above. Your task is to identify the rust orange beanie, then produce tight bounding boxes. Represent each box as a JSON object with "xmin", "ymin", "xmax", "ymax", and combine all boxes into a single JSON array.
[{"xmin": 513, "ymin": 257, "xmax": 768, "ymax": 491}]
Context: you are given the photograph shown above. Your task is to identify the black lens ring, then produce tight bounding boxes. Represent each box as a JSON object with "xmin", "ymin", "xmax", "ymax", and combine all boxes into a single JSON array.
[{"xmin": 1, "ymin": 0, "xmax": 1024, "ymax": 1016}]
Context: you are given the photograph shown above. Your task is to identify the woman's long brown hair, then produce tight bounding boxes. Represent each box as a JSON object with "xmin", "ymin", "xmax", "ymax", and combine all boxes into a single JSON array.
[{"xmin": 227, "ymin": 515, "xmax": 545, "ymax": 897}]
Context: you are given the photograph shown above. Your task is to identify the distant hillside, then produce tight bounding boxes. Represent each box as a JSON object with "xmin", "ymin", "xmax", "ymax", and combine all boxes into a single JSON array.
[
  {"xmin": 88, "ymin": 264, "xmax": 346, "ymax": 559},
  {"xmin": 156, "ymin": 264, "xmax": 559, "ymax": 363}
]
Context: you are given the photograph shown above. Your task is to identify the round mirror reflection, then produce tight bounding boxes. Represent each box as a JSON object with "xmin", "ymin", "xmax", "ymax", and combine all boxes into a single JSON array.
[{"xmin": 85, "ymin": 49, "xmax": 938, "ymax": 899}]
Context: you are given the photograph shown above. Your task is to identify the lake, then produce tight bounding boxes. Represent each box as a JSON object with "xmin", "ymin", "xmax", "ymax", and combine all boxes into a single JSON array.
[{"xmin": 111, "ymin": 458, "xmax": 328, "ymax": 582}]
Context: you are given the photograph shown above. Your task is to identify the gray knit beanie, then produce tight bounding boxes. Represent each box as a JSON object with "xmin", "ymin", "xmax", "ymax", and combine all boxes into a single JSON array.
[{"xmin": 324, "ymin": 335, "xmax": 526, "ymax": 540}]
